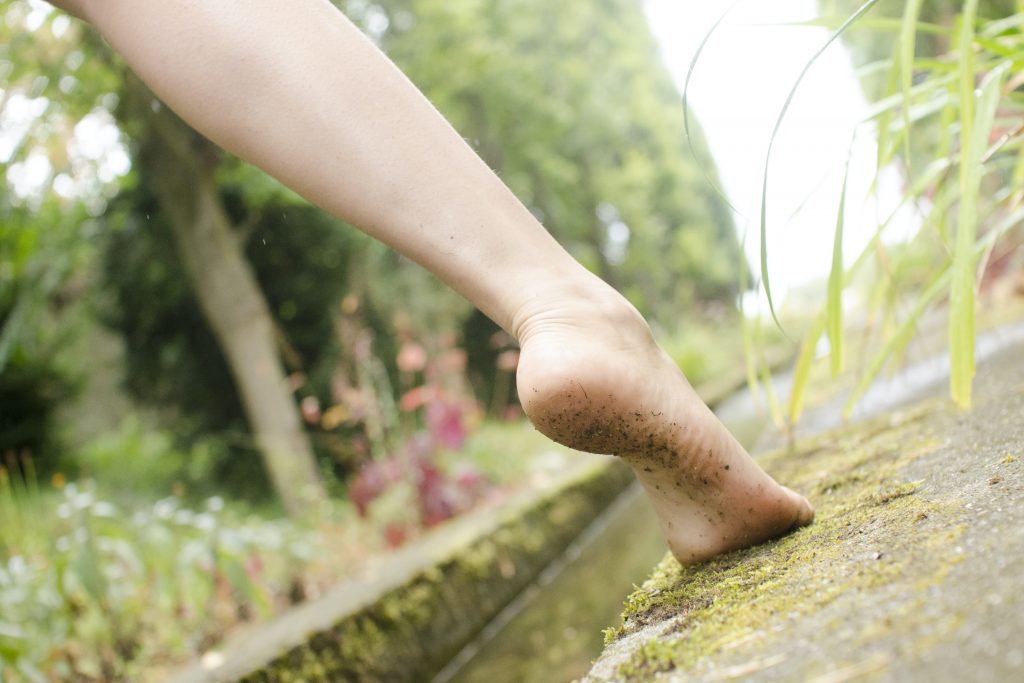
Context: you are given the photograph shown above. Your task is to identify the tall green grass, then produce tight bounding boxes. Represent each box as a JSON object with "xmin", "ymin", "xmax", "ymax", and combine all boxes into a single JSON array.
[
  {"xmin": 689, "ymin": 2, "xmax": 1024, "ymax": 428},
  {"xmin": 759, "ymin": 0, "xmax": 883, "ymax": 331}
]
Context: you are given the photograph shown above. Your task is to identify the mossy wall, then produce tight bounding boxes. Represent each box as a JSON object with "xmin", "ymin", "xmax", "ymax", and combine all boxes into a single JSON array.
[{"xmin": 172, "ymin": 459, "xmax": 633, "ymax": 683}]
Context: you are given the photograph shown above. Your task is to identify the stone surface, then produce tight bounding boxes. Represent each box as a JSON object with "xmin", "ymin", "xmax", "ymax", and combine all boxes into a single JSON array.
[{"xmin": 587, "ymin": 339, "xmax": 1024, "ymax": 682}]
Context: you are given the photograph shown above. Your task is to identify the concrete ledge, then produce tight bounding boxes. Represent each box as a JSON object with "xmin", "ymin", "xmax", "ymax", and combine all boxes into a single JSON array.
[
  {"xmin": 167, "ymin": 455, "xmax": 633, "ymax": 683},
  {"xmin": 586, "ymin": 339, "xmax": 1024, "ymax": 682}
]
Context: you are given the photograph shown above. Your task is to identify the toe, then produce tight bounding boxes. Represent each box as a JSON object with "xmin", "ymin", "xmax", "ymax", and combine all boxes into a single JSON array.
[{"xmin": 783, "ymin": 486, "xmax": 815, "ymax": 528}]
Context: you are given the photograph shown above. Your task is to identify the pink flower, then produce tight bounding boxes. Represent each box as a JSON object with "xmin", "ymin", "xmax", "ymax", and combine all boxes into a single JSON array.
[
  {"xmin": 427, "ymin": 400, "xmax": 466, "ymax": 450},
  {"xmin": 397, "ymin": 342, "xmax": 428, "ymax": 373}
]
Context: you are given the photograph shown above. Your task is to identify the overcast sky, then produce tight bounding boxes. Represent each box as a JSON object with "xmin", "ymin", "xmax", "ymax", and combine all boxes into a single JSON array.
[{"xmin": 645, "ymin": 0, "xmax": 916, "ymax": 311}]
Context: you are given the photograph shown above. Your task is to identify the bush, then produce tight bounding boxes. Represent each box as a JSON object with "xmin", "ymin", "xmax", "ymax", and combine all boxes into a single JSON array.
[
  {"xmin": 0, "ymin": 355, "xmax": 67, "ymax": 466},
  {"xmin": 0, "ymin": 480, "xmax": 319, "ymax": 683},
  {"xmin": 74, "ymin": 417, "xmax": 226, "ymax": 503}
]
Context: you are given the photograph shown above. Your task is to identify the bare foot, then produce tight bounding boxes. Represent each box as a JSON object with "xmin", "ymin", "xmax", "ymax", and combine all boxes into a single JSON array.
[{"xmin": 514, "ymin": 281, "xmax": 814, "ymax": 565}]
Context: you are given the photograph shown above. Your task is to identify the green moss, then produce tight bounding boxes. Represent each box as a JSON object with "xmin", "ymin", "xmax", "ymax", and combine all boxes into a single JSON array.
[
  {"xmin": 869, "ymin": 480, "xmax": 920, "ymax": 504},
  {"xmin": 227, "ymin": 460, "xmax": 634, "ymax": 683},
  {"xmin": 1002, "ymin": 454, "xmax": 1017, "ymax": 464},
  {"xmin": 606, "ymin": 401, "xmax": 968, "ymax": 681},
  {"xmin": 616, "ymin": 638, "xmax": 682, "ymax": 678}
]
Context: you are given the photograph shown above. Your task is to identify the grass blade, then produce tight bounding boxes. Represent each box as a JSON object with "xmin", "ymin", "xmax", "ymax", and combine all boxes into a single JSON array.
[
  {"xmin": 898, "ymin": 0, "xmax": 925, "ymax": 166},
  {"xmin": 683, "ymin": 1, "xmax": 743, "ymax": 217},
  {"xmin": 844, "ymin": 201, "xmax": 1024, "ymax": 417},
  {"xmin": 789, "ymin": 312, "xmax": 826, "ymax": 425},
  {"xmin": 843, "ymin": 265, "xmax": 949, "ymax": 417},
  {"xmin": 827, "ymin": 141, "xmax": 853, "ymax": 376},
  {"xmin": 755, "ymin": 318, "xmax": 785, "ymax": 430},
  {"xmin": 761, "ymin": 0, "xmax": 882, "ymax": 330},
  {"xmin": 860, "ymin": 70, "xmax": 957, "ymax": 125},
  {"xmin": 874, "ymin": 54, "xmax": 901, "ymax": 181},
  {"xmin": 949, "ymin": 32, "xmax": 1009, "ymax": 409},
  {"xmin": 949, "ymin": 0, "xmax": 980, "ymax": 409},
  {"xmin": 779, "ymin": 17, "xmax": 946, "ymax": 35}
]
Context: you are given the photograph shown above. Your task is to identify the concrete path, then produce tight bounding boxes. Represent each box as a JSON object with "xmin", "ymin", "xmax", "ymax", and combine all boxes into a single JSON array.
[{"xmin": 587, "ymin": 337, "xmax": 1024, "ymax": 682}]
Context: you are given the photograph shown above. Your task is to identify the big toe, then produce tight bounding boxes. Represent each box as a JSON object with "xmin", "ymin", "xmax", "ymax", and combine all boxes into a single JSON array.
[{"xmin": 783, "ymin": 486, "xmax": 815, "ymax": 528}]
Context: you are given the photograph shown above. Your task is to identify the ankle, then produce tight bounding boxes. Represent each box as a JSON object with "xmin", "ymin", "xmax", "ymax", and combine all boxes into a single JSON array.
[{"xmin": 511, "ymin": 274, "xmax": 652, "ymax": 348}]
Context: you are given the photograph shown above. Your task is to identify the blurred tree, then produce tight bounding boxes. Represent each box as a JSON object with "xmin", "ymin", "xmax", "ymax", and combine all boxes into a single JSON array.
[
  {"xmin": 0, "ymin": 4, "xmax": 115, "ymax": 466},
  {"xmin": 99, "ymin": 168, "xmax": 397, "ymax": 494},
  {"xmin": 360, "ymin": 0, "xmax": 742, "ymax": 324},
  {"xmin": 111, "ymin": 76, "xmax": 329, "ymax": 515},
  {"xmin": 0, "ymin": 4, "xmax": 327, "ymax": 515},
  {"xmin": 3, "ymin": 0, "xmax": 741, "ymax": 503},
  {"xmin": 0, "ymin": 198, "xmax": 79, "ymax": 461}
]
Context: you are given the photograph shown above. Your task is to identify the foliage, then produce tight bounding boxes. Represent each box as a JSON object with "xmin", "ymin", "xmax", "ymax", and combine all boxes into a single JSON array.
[
  {"xmin": 86, "ymin": 0, "xmax": 744, "ymax": 494},
  {"xmin": 656, "ymin": 315, "xmax": 750, "ymax": 389},
  {"xmin": 361, "ymin": 0, "xmax": 743, "ymax": 323},
  {"xmin": 0, "ymin": 407, "xmax": 579, "ymax": 681},
  {"xmin": 757, "ymin": 0, "xmax": 883, "ymax": 329},
  {"xmin": 0, "ymin": 163, "xmax": 87, "ymax": 467},
  {"xmin": 97, "ymin": 178, "xmax": 388, "ymax": 493},
  {"xmin": 73, "ymin": 417, "xmax": 228, "ymax": 501},
  {"xmin": 720, "ymin": 0, "xmax": 1024, "ymax": 427},
  {"xmin": 0, "ymin": 3, "xmax": 125, "ymax": 465},
  {"xmin": 0, "ymin": 475, "xmax": 319, "ymax": 682}
]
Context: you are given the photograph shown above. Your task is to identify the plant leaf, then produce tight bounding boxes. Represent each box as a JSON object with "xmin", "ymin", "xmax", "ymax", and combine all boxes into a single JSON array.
[
  {"xmin": 899, "ymin": 0, "xmax": 925, "ymax": 166},
  {"xmin": 789, "ymin": 313, "xmax": 826, "ymax": 425},
  {"xmin": 827, "ymin": 142, "xmax": 853, "ymax": 376},
  {"xmin": 844, "ymin": 264, "xmax": 949, "ymax": 417},
  {"xmin": 683, "ymin": 1, "xmax": 743, "ymax": 217},
  {"xmin": 761, "ymin": 0, "xmax": 882, "ymax": 330},
  {"xmin": 949, "ymin": 34, "xmax": 1009, "ymax": 409},
  {"xmin": 845, "ymin": 201, "xmax": 1024, "ymax": 417}
]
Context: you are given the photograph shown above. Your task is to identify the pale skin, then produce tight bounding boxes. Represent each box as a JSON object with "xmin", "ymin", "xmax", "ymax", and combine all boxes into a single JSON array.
[{"xmin": 51, "ymin": 0, "xmax": 813, "ymax": 564}]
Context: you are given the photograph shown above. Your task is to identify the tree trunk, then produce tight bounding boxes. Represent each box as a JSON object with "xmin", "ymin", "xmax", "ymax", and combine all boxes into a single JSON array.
[{"xmin": 124, "ymin": 81, "xmax": 326, "ymax": 517}]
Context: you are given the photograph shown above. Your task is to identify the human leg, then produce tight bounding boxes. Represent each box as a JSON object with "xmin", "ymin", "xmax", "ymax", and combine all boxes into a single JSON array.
[{"xmin": 71, "ymin": 0, "xmax": 812, "ymax": 563}]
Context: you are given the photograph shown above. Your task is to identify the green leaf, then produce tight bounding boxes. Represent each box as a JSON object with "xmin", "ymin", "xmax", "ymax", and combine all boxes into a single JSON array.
[
  {"xmin": 859, "ymin": 71, "xmax": 957, "ymax": 125},
  {"xmin": 949, "ymin": 39, "xmax": 1009, "ymax": 409},
  {"xmin": 979, "ymin": 13, "xmax": 1024, "ymax": 37},
  {"xmin": 0, "ymin": 621, "xmax": 27, "ymax": 661},
  {"xmin": 844, "ymin": 202, "xmax": 1024, "ymax": 418},
  {"xmin": 898, "ymin": 0, "xmax": 925, "ymax": 166},
  {"xmin": 761, "ymin": 0, "xmax": 882, "ymax": 330},
  {"xmin": 789, "ymin": 313, "xmax": 826, "ymax": 425},
  {"xmin": 827, "ymin": 143, "xmax": 853, "ymax": 377},
  {"xmin": 769, "ymin": 17, "xmax": 947, "ymax": 35},
  {"xmin": 844, "ymin": 265, "xmax": 950, "ymax": 417},
  {"xmin": 949, "ymin": 1, "xmax": 980, "ymax": 409}
]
